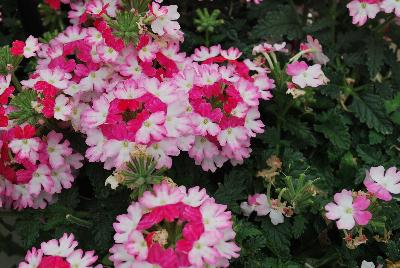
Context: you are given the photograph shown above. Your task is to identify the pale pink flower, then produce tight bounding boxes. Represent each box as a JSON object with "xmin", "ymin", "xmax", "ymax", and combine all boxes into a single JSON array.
[
  {"xmin": 221, "ymin": 47, "xmax": 242, "ymax": 60},
  {"xmin": 150, "ymin": 2, "xmax": 182, "ymax": 40},
  {"xmin": 135, "ymin": 112, "xmax": 166, "ymax": 144},
  {"xmin": 19, "ymin": 233, "xmax": 102, "ymax": 268},
  {"xmin": 9, "ymin": 137, "xmax": 41, "ymax": 163},
  {"xmin": 218, "ymin": 126, "xmax": 248, "ymax": 150},
  {"xmin": 28, "ymin": 165, "xmax": 53, "ymax": 196},
  {"xmin": 347, "ymin": 0, "xmax": 380, "ymax": 26},
  {"xmin": 286, "ymin": 61, "xmax": 328, "ymax": 88},
  {"xmin": 139, "ymin": 181, "xmax": 184, "ymax": 209},
  {"xmin": 54, "ymin": 94, "xmax": 72, "ymax": 121},
  {"xmin": 364, "ymin": 166, "xmax": 400, "ymax": 201},
  {"xmin": 188, "ymin": 231, "xmax": 221, "ymax": 267},
  {"xmin": 45, "ymin": 131, "xmax": 73, "ymax": 169},
  {"xmin": 81, "ymin": 96, "xmax": 110, "ymax": 128},
  {"xmin": 23, "ymin": 35, "xmax": 40, "ymax": 58},
  {"xmin": 381, "ymin": 0, "xmax": 400, "ymax": 17},
  {"xmin": 192, "ymin": 45, "xmax": 221, "ymax": 61},
  {"xmin": 325, "ymin": 189, "xmax": 372, "ymax": 230},
  {"xmin": 300, "ymin": 35, "xmax": 329, "ymax": 65}
]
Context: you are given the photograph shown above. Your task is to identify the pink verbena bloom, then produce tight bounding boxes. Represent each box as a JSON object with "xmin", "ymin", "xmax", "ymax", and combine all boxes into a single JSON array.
[
  {"xmin": 364, "ymin": 166, "xmax": 400, "ymax": 201},
  {"xmin": 325, "ymin": 189, "xmax": 372, "ymax": 230},
  {"xmin": 240, "ymin": 194, "xmax": 286, "ymax": 225},
  {"xmin": 110, "ymin": 181, "xmax": 240, "ymax": 268},
  {"xmin": 300, "ymin": 35, "xmax": 329, "ymax": 65},
  {"xmin": 286, "ymin": 61, "xmax": 328, "ymax": 88},
  {"xmin": 252, "ymin": 42, "xmax": 288, "ymax": 55},
  {"xmin": 347, "ymin": 0, "xmax": 381, "ymax": 26},
  {"xmin": 150, "ymin": 2, "xmax": 183, "ymax": 41},
  {"xmin": 18, "ymin": 233, "xmax": 102, "ymax": 268},
  {"xmin": 380, "ymin": 0, "xmax": 400, "ymax": 17}
]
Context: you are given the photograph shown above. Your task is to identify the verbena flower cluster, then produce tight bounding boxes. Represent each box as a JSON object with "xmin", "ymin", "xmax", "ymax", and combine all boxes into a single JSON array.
[
  {"xmin": 10, "ymin": 0, "xmax": 274, "ymax": 173},
  {"xmin": 0, "ymin": 71, "xmax": 81, "ymax": 209},
  {"xmin": 347, "ymin": 0, "xmax": 400, "ymax": 26},
  {"xmin": 19, "ymin": 233, "xmax": 102, "ymax": 268},
  {"xmin": 110, "ymin": 181, "xmax": 240, "ymax": 267}
]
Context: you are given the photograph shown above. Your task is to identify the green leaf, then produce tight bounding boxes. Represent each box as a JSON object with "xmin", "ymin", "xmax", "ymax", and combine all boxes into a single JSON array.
[
  {"xmin": 385, "ymin": 93, "xmax": 400, "ymax": 114},
  {"xmin": 356, "ymin": 144, "xmax": 384, "ymax": 165},
  {"xmin": 15, "ymin": 218, "xmax": 41, "ymax": 248},
  {"xmin": 366, "ymin": 36, "xmax": 385, "ymax": 77},
  {"xmin": 253, "ymin": 5, "xmax": 303, "ymax": 41},
  {"xmin": 283, "ymin": 117, "xmax": 317, "ymax": 147},
  {"xmin": 368, "ymin": 130, "xmax": 384, "ymax": 145},
  {"xmin": 234, "ymin": 219, "xmax": 263, "ymax": 244},
  {"xmin": 349, "ymin": 93, "xmax": 393, "ymax": 134},
  {"xmin": 261, "ymin": 220, "xmax": 292, "ymax": 258},
  {"xmin": 86, "ymin": 163, "xmax": 112, "ymax": 199},
  {"xmin": 214, "ymin": 170, "xmax": 248, "ymax": 213},
  {"xmin": 320, "ymin": 84, "xmax": 341, "ymax": 99},
  {"xmin": 9, "ymin": 90, "xmax": 42, "ymax": 125},
  {"xmin": 292, "ymin": 215, "xmax": 307, "ymax": 239},
  {"xmin": 314, "ymin": 110, "xmax": 351, "ymax": 150}
]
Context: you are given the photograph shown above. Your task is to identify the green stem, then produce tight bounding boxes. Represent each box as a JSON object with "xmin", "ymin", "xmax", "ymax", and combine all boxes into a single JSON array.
[
  {"xmin": 275, "ymin": 98, "xmax": 295, "ymax": 154},
  {"xmin": 66, "ymin": 214, "xmax": 93, "ymax": 228},
  {"xmin": 205, "ymin": 30, "xmax": 210, "ymax": 47},
  {"xmin": 277, "ymin": 188, "xmax": 287, "ymax": 201},
  {"xmin": 12, "ymin": 73, "xmax": 22, "ymax": 92},
  {"xmin": 262, "ymin": 52, "xmax": 275, "ymax": 70},
  {"xmin": 266, "ymin": 182, "xmax": 272, "ymax": 206},
  {"xmin": 289, "ymin": 48, "xmax": 316, "ymax": 63}
]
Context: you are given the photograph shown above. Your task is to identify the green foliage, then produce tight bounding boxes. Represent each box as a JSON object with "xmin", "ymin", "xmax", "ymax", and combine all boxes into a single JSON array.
[
  {"xmin": 350, "ymin": 93, "xmax": 393, "ymax": 135},
  {"xmin": 122, "ymin": 0, "xmax": 151, "ymax": 14},
  {"xmin": 314, "ymin": 110, "xmax": 351, "ymax": 150},
  {"xmin": 109, "ymin": 11, "xmax": 140, "ymax": 45},
  {"xmin": 9, "ymin": 90, "xmax": 42, "ymax": 125},
  {"xmin": 262, "ymin": 220, "xmax": 292, "ymax": 258},
  {"xmin": 194, "ymin": 8, "xmax": 224, "ymax": 33},
  {"xmin": 253, "ymin": 5, "xmax": 303, "ymax": 41},
  {"xmin": 366, "ymin": 35, "xmax": 385, "ymax": 78},
  {"xmin": 0, "ymin": 45, "xmax": 22, "ymax": 74}
]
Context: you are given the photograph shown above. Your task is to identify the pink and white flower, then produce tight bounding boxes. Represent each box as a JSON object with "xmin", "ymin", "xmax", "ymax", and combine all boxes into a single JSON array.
[
  {"xmin": 364, "ymin": 166, "xmax": 400, "ymax": 201},
  {"xmin": 110, "ymin": 181, "xmax": 240, "ymax": 268},
  {"xmin": 286, "ymin": 61, "xmax": 328, "ymax": 88},
  {"xmin": 325, "ymin": 189, "xmax": 372, "ymax": 230},
  {"xmin": 347, "ymin": 0, "xmax": 381, "ymax": 26},
  {"xmin": 18, "ymin": 233, "xmax": 102, "ymax": 268}
]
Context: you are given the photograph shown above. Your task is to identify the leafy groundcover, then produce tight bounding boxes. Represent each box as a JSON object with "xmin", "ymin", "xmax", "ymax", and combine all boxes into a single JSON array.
[{"xmin": 0, "ymin": 0, "xmax": 400, "ymax": 267}]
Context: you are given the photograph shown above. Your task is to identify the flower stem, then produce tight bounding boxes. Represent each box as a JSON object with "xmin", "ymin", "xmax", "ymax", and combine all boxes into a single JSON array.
[
  {"xmin": 12, "ymin": 73, "xmax": 22, "ymax": 92},
  {"xmin": 289, "ymin": 48, "xmax": 315, "ymax": 63},
  {"xmin": 66, "ymin": 214, "xmax": 93, "ymax": 228}
]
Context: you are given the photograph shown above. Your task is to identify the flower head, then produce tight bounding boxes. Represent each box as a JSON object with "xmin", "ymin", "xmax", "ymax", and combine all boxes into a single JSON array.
[
  {"xmin": 18, "ymin": 233, "xmax": 102, "ymax": 268},
  {"xmin": 364, "ymin": 166, "xmax": 400, "ymax": 201},
  {"xmin": 110, "ymin": 181, "xmax": 240, "ymax": 268},
  {"xmin": 325, "ymin": 189, "xmax": 372, "ymax": 230}
]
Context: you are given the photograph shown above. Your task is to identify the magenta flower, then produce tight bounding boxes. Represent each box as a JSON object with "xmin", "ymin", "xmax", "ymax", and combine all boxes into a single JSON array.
[
  {"xmin": 325, "ymin": 189, "xmax": 372, "ymax": 230},
  {"xmin": 111, "ymin": 181, "xmax": 240, "ymax": 268},
  {"xmin": 18, "ymin": 233, "xmax": 102, "ymax": 268},
  {"xmin": 364, "ymin": 166, "xmax": 400, "ymax": 201}
]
